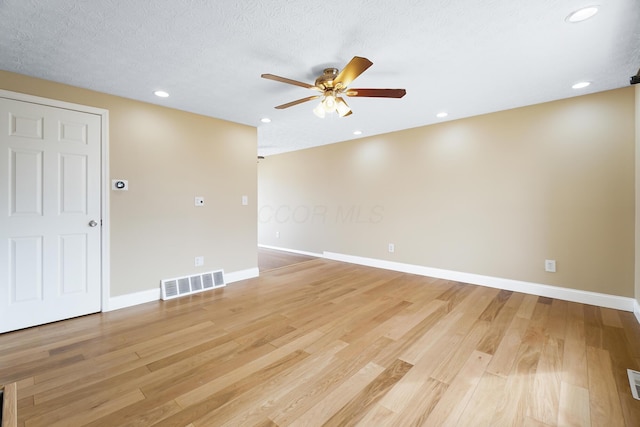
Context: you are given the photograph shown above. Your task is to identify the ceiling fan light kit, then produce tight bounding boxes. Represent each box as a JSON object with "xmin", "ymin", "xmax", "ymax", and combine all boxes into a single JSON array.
[{"xmin": 262, "ymin": 56, "xmax": 406, "ymax": 118}]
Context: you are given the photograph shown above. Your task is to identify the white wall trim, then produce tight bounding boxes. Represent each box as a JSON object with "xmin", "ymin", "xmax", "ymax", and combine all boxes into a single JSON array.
[
  {"xmin": 100, "ymin": 111, "xmax": 111, "ymax": 314},
  {"xmin": 258, "ymin": 244, "xmax": 323, "ymax": 258},
  {"xmin": 105, "ymin": 267, "xmax": 260, "ymax": 312},
  {"xmin": 225, "ymin": 267, "xmax": 260, "ymax": 284},
  {"xmin": 107, "ymin": 288, "xmax": 160, "ymax": 312},
  {"xmin": 634, "ymin": 300, "xmax": 640, "ymax": 324},
  {"xmin": 323, "ymin": 251, "xmax": 636, "ymax": 312}
]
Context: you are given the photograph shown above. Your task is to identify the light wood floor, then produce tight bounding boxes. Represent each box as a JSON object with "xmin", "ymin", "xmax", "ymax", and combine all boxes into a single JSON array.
[
  {"xmin": 1, "ymin": 258, "xmax": 640, "ymax": 426},
  {"xmin": 258, "ymin": 247, "xmax": 317, "ymax": 271}
]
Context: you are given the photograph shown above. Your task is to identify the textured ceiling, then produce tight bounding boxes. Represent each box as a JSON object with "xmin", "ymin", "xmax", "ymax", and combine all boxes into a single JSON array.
[{"xmin": 1, "ymin": 0, "xmax": 639, "ymax": 156}]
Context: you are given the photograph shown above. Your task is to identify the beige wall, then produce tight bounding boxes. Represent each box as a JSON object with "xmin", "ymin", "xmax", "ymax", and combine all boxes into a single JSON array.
[
  {"xmin": 259, "ymin": 88, "xmax": 635, "ymax": 298},
  {"xmin": 1, "ymin": 71, "xmax": 257, "ymax": 297}
]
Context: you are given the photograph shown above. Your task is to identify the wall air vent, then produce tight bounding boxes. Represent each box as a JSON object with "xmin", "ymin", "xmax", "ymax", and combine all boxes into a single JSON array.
[{"xmin": 161, "ymin": 270, "xmax": 226, "ymax": 300}]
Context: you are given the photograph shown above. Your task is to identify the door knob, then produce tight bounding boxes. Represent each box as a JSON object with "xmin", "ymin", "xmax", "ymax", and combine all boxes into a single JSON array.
[{"xmin": 88, "ymin": 220, "xmax": 98, "ymax": 227}]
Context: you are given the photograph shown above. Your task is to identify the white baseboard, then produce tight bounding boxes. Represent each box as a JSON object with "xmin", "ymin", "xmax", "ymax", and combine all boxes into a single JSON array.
[
  {"xmin": 635, "ymin": 300, "xmax": 640, "ymax": 324},
  {"xmin": 104, "ymin": 267, "xmax": 259, "ymax": 312},
  {"xmin": 258, "ymin": 244, "xmax": 323, "ymax": 258},
  {"xmin": 106, "ymin": 288, "xmax": 160, "ymax": 312},
  {"xmin": 225, "ymin": 267, "xmax": 260, "ymax": 283},
  {"xmin": 323, "ymin": 251, "xmax": 636, "ymax": 313}
]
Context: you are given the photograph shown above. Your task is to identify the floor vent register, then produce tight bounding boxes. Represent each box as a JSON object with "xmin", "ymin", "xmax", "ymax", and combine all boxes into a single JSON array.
[
  {"xmin": 628, "ymin": 369, "xmax": 640, "ymax": 400},
  {"xmin": 161, "ymin": 270, "xmax": 225, "ymax": 300}
]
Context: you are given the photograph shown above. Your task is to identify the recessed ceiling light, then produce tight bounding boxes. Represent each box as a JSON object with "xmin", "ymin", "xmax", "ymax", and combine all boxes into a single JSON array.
[
  {"xmin": 154, "ymin": 90, "xmax": 169, "ymax": 98},
  {"xmin": 566, "ymin": 6, "xmax": 599, "ymax": 23},
  {"xmin": 436, "ymin": 112, "xmax": 448, "ymax": 118},
  {"xmin": 353, "ymin": 130, "xmax": 362, "ymax": 135},
  {"xmin": 261, "ymin": 118, "xmax": 271, "ymax": 123},
  {"xmin": 572, "ymin": 81, "xmax": 591, "ymax": 89}
]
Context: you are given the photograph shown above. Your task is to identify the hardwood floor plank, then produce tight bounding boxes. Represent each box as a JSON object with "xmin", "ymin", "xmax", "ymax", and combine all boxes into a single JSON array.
[
  {"xmin": 586, "ymin": 346, "xmax": 625, "ymax": 426},
  {"xmin": 83, "ymin": 343, "xmax": 280, "ymax": 426},
  {"xmin": 156, "ymin": 350, "xmax": 311, "ymax": 426},
  {"xmin": 584, "ymin": 305, "xmax": 604, "ymax": 348},
  {"xmin": 486, "ymin": 315, "xmax": 530, "ymax": 377},
  {"xmin": 491, "ymin": 304, "xmax": 548, "ymax": 425},
  {"xmin": 376, "ymin": 327, "xmax": 465, "ymax": 414},
  {"xmin": 24, "ymin": 322, "xmax": 223, "ymax": 404},
  {"xmin": 25, "ymin": 388, "xmax": 145, "ymax": 427},
  {"xmin": 456, "ymin": 371, "xmax": 507, "ymax": 427},
  {"xmin": 620, "ymin": 312, "xmax": 640, "ymax": 358},
  {"xmin": 601, "ymin": 326, "xmax": 640, "ymax": 426},
  {"xmin": 431, "ymin": 319, "xmax": 490, "ymax": 384},
  {"xmin": 373, "ymin": 300, "xmax": 449, "ymax": 367},
  {"xmin": 600, "ymin": 308, "xmax": 624, "ymax": 328},
  {"xmin": 321, "ymin": 359, "xmax": 413, "ymax": 427},
  {"xmin": 383, "ymin": 299, "xmax": 447, "ymax": 341},
  {"xmin": 212, "ymin": 340, "xmax": 349, "ymax": 427},
  {"xmin": 479, "ymin": 289, "xmax": 513, "ymax": 322},
  {"xmin": 516, "ymin": 294, "xmax": 539, "ymax": 319},
  {"xmin": 423, "ymin": 350, "xmax": 492, "ymax": 426},
  {"xmin": 339, "ymin": 300, "xmax": 412, "ymax": 343},
  {"xmin": 1, "ymin": 259, "xmax": 639, "ymax": 426},
  {"xmin": 19, "ymin": 366, "xmax": 151, "ymax": 420},
  {"xmin": 562, "ymin": 301, "xmax": 589, "ymax": 389},
  {"xmin": 529, "ymin": 336, "xmax": 564, "ymax": 425},
  {"xmin": 267, "ymin": 336, "xmax": 392, "ymax": 426},
  {"xmin": 476, "ymin": 292, "xmax": 520, "ymax": 355},
  {"xmin": 280, "ymin": 361, "xmax": 386, "ymax": 426},
  {"xmin": 353, "ymin": 403, "xmax": 396, "ymax": 426},
  {"xmin": 258, "ymin": 247, "xmax": 317, "ymax": 271},
  {"xmin": 400, "ymin": 286, "xmax": 495, "ymax": 365},
  {"xmin": 382, "ymin": 377, "xmax": 449, "ymax": 426},
  {"xmin": 558, "ymin": 381, "xmax": 591, "ymax": 427},
  {"xmin": 547, "ymin": 299, "xmax": 568, "ymax": 340},
  {"xmin": 435, "ymin": 281, "xmax": 477, "ymax": 311},
  {"xmin": 172, "ymin": 329, "xmax": 323, "ymax": 408}
]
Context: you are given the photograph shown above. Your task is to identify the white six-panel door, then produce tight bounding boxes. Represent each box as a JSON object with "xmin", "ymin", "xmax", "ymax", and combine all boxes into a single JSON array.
[{"xmin": 0, "ymin": 97, "xmax": 102, "ymax": 333}]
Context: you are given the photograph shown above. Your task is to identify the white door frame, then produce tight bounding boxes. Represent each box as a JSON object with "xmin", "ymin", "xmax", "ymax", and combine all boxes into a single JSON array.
[{"xmin": 0, "ymin": 89, "xmax": 111, "ymax": 312}]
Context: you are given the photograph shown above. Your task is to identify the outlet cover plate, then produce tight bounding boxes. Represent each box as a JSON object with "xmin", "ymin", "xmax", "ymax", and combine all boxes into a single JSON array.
[{"xmin": 545, "ymin": 259, "xmax": 556, "ymax": 272}]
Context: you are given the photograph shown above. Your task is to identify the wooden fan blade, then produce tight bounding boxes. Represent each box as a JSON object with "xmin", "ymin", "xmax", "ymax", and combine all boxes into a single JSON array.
[
  {"xmin": 261, "ymin": 73, "xmax": 318, "ymax": 90},
  {"xmin": 275, "ymin": 95, "xmax": 321, "ymax": 109},
  {"xmin": 334, "ymin": 56, "xmax": 373, "ymax": 88},
  {"xmin": 346, "ymin": 88, "xmax": 406, "ymax": 98}
]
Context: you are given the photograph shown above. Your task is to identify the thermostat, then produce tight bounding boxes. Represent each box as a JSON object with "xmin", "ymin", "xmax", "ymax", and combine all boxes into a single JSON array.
[{"xmin": 112, "ymin": 179, "xmax": 128, "ymax": 191}]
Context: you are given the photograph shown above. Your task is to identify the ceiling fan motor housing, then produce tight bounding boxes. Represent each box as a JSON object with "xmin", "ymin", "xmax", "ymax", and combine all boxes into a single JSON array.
[{"xmin": 315, "ymin": 68, "xmax": 339, "ymax": 90}]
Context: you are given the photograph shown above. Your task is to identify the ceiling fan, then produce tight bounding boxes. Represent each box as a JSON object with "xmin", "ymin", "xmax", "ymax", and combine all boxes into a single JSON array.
[{"xmin": 261, "ymin": 56, "xmax": 406, "ymax": 118}]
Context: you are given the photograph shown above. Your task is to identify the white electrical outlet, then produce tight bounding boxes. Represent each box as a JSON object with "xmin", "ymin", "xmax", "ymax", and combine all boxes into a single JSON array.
[
  {"xmin": 194, "ymin": 197, "xmax": 204, "ymax": 206},
  {"xmin": 545, "ymin": 259, "xmax": 556, "ymax": 273},
  {"xmin": 195, "ymin": 256, "xmax": 204, "ymax": 267},
  {"xmin": 276, "ymin": 231, "xmax": 280, "ymax": 239},
  {"xmin": 388, "ymin": 243, "xmax": 395, "ymax": 253},
  {"xmin": 242, "ymin": 195, "xmax": 248, "ymax": 205}
]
